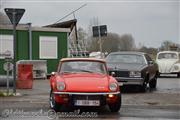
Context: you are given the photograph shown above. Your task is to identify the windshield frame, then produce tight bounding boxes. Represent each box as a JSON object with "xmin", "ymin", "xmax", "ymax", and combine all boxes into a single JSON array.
[
  {"xmin": 106, "ymin": 54, "xmax": 146, "ymax": 64},
  {"xmin": 157, "ymin": 52, "xmax": 178, "ymax": 60},
  {"xmin": 58, "ymin": 60, "xmax": 108, "ymax": 75}
]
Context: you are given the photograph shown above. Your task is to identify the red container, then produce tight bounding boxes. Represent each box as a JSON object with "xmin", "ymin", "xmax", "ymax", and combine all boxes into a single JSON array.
[
  {"xmin": 18, "ymin": 64, "xmax": 33, "ymax": 80},
  {"xmin": 16, "ymin": 80, "xmax": 33, "ymax": 89},
  {"xmin": 17, "ymin": 64, "xmax": 33, "ymax": 89}
]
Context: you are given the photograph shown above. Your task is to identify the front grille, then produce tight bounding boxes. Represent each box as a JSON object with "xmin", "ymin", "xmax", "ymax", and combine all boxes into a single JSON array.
[{"xmin": 109, "ymin": 71, "xmax": 129, "ymax": 77}]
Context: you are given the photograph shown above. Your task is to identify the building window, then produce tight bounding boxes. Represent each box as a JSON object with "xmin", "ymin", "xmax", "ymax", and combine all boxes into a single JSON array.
[
  {"xmin": 0, "ymin": 35, "xmax": 13, "ymax": 59},
  {"xmin": 39, "ymin": 36, "xmax": 58, "ymax": 59}
]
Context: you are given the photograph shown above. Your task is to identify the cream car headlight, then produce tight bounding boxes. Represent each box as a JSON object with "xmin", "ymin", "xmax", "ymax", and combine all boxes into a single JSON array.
[
  {"xmin": 57, "ymin": 82, "xmax": 65, "ymax": 91},
  {"xmin": 129, "ymin": 71, "xmax": 141, "ymax": 77},
  {"xmin": 109, "ymin": 83, "xmax": 118, "ymax": 91},
  {"xmin": 174, "ymin": 65, "xmax": 179, "ymax": 71}
]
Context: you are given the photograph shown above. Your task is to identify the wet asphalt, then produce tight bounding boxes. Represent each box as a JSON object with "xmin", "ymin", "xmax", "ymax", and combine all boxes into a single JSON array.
[{"xmin": 0, "ymin": 74, "xmax": 179, "ymax": 120}]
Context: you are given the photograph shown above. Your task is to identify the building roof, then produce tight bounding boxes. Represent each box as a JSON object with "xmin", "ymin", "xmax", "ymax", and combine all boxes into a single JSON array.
[
  {"xmin": 0, "ymin": 24, "xmax": 70, "ymax": 33},
  {"xmin": 60, "ymin": 58, "xmax": 106, "ymax": 63},
  {"xmin": 44, "ymin": 19, "xmax": 77, "ymax": 31}
]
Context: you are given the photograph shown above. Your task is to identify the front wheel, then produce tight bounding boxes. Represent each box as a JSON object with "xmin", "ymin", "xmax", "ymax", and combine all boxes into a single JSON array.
[
  {"xmin": 140, "ymin": 81, "xmax": 147, "ymax": 92},
  {"xmin": 49, "ymin": 89, "xmax": 61, "ymax": 112},
  {"xmin": 149, "ymin": 77, "xmax": 157, "ymax": 89},
  {"xmin": 108, "ymin": 94, "xmax": 121, "ymax": 112},
  {"xmin": 177, "ymin": 73, "xmax": 180, "ymax": 78}
]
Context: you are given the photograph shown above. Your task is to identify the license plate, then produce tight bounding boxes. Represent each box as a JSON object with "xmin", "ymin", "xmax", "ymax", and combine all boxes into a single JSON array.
[{"xmin": 74, "ymin": 100, "xmax": 100, "ymax": 106}]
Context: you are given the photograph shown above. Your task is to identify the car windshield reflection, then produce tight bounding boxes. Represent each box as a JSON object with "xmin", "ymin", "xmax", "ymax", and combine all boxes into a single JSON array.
[
  {"xmin": 59, "ymin": 61, "xmax": 107, "ymax": 74},
  {"xmin": 106, "ymin": 54, "xmax": 145, "ymax": 64},
  {"xmin": 158, "ymin": 53, "xmax": 178, "ymax": 59}
]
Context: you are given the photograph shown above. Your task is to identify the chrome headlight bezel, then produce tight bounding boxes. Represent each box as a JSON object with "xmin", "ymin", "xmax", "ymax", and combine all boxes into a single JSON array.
[
  {"xmin": 109, "ymin": 83, "xmax": 118, "ymax": 92},
  {"xmin": 57, "ymin": 82, "xmax": 65, "ymax": 91},
  {"xmin": 129, "ymin": 71, "xmax": 141, "ymax": 77}
]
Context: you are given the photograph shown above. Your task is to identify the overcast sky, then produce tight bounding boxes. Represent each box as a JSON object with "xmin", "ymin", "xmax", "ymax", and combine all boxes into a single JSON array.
[{"xmin": 0, "ymin": 0, "xmax": 179, "ymax": 48}]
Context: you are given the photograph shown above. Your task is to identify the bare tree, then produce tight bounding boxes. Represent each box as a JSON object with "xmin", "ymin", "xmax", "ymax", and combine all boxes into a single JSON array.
[
  {"xmin": 119, "ymin": 34, "xmax": 136, "ymax": 51},
  {"xmin": 102, "ymin": 33, "xmax": 121, "ymax": 53},
  {"xmin": 88, "ymin": 33, "xmax": 137, "ymax": 53},
  {"xmin": 138, "ymin": 46, "xmax": 158, "ymax": 59},
  {"xmin": 86, "ymin": 17, "xmax": 100, "ymax": 50},
  {"xmin": 159, "ymin": 40, "xmax": 178, "ymax": 51},
  {"xmin": 88, "ymin": 32, "xmax": 123, "ymax": 53}
]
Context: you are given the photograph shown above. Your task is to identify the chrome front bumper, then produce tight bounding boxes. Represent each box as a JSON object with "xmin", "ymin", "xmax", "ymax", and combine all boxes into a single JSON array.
[
  {"xmin": 115, "ymin": 77, "xmax": 144, "ymax": 86},
  {"xmin": 53, "ymin": 91, "xmax": 120, "ymax": 95}
]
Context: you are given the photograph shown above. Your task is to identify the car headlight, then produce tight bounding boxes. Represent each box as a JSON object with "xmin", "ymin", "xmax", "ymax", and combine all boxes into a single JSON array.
[
  {"xmin": 57, "ymin": 82, "xmax": 65, "ymax": 91},
  {"xmin": 129, "ymin": 71, "xmax": 141, "ymax": 77},
  {"xmin": 109, "ymin": 83, "xmax": 118, "ymax": 91},
  {"xmin": 174, "ymin": 65, "xmax": 179, "ymax": 71}
]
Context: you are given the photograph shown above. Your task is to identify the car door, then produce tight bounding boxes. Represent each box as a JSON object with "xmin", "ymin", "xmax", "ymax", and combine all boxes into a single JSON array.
[{"xmin": 144, "ymin": 54, "xmax": 156, "ymax": 80}]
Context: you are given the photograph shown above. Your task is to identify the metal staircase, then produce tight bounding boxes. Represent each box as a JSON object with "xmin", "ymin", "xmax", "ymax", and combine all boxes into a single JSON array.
[{"xmin": 68, "ymin": 36, "xmax": 88, "ymax": 57}]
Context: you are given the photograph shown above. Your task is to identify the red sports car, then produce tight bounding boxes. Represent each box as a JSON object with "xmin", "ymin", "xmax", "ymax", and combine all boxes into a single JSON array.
[{"xmin": 49, "ymin": 58, "xmax": 121, "ymax": 112}]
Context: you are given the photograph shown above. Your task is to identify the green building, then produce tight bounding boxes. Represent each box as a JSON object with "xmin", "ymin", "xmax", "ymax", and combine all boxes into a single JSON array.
[{"xmin": 0, "ymin": 24, "xmax": 70, "ymax": 75}]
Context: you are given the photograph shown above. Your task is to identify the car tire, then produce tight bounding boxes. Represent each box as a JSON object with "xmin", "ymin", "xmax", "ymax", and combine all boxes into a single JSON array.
[
  {"xmin": 149, "ymin": 76, "xmax": 157, "ymax": 89},
  {"xmin": 49, "ymin": 89, "xmax": 61, "ymax": 112},
  {"xmin": 108, "ymin": 94, "xmax": 121, "ymax": 112},
  {"xmin": 158, "ymin": 72, "xmax": 161, "ymax": 78},
  {"xmin": 140, "ymin": 77, "xmax": 148, "ymax": 92},
  {"xmin": 140, "ymin": 82, "xmax": 147, "ymax": 92},
  {"xmin": 177, "ymin": 73, "xmax": 180, "ymax": 78}
]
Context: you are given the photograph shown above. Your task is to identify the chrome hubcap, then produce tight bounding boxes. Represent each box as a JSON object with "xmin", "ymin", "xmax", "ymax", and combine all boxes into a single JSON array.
[{"xmin": 50, "ymin": 91, "xmax": 55, "ymax": 108}]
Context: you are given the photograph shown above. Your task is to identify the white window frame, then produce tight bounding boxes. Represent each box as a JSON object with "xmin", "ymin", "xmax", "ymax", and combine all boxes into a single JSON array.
[
  {"xmin": 39, "ymin": 36, "xmax": 58, "ymax": 59},
  {"xmin": 0, "ymin": 35, "xmax": 13, "ymax": 59}
]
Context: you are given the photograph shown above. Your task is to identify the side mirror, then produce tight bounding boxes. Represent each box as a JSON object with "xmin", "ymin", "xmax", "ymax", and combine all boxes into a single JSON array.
[
  {"xmin": 111, "ymin": 72, "xmax": 116, "ymax": 77},
  {"xmin": 51, "ymin": 72, "xmax": 56, "ymax": 76}
]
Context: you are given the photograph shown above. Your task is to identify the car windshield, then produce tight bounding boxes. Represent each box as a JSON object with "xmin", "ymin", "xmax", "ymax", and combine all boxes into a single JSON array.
[
  {"xmin": 157, "ymin": 53, "xmax": 178, "ymax": 59},
  {"xmin": 106, "ymin": 54, "xmax": 145, "ymax": 64},
  {"xmin": 59, "ymin": 61, "xmax": 107, "ymax": 74}
]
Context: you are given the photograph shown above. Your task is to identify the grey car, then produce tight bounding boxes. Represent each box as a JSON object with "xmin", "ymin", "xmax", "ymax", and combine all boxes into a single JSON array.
[{"xmin": 106, "ymin": 52, "xmax": 159, "ymax": 92}]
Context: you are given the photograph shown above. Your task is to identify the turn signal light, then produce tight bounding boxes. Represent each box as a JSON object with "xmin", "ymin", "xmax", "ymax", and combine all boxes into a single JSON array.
[{"xmin": 108, "ymin": 94, "xmax": 114, "ymax": 98}]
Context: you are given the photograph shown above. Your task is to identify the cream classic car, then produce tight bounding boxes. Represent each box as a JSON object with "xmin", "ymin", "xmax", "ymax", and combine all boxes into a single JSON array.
[{"xmin": 156, "ymin": 51, "xmax": 180, "ymax": 77}]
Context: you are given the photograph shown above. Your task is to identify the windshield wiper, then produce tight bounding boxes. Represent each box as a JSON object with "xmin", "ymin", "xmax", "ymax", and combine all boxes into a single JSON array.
[
  {"xmin": 78, "ymin": 70, "xmax": 95, "ymax": 73},
  {"xmin": 60, "ymin": 71, "xmax": 76, "ymax": 74}
]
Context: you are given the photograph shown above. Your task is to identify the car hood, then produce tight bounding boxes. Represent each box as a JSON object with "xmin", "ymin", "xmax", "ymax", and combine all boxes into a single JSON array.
[
  {"xmin": 107, "ymin": 62, "xmax": 146, "ymax": 71},
  {"xmin": 156, "ymin": 59, "xmax": 178, "ymax": 73},
  {"xmin": 60, "ymin": 73, "xmax": 109, "ymax": 92}
]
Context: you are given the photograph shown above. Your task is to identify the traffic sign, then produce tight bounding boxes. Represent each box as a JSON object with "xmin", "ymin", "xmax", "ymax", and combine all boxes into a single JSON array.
[
  {"xmin": 3, "ymin": 62, "xmax": 13, "ymax": 71},
  {"xmin": 92, "ymin": 26, "xmax": 99, "ymax": 37},
  {"xmin": 100, "ymin": 25, "xmax": 107, "ymax": 36},
  {"xmin": 92, "ymin": 25, "xmax": 107, "ymax": 37},
  {"xmin": 4, "ymin": 8, "xmax": 25, "ymax": 26}
]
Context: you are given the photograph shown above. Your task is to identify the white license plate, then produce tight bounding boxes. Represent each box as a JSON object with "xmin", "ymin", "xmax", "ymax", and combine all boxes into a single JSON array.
[{"xmin": 74, "ymin": 100, "xmax": 100, "ymax": 106}]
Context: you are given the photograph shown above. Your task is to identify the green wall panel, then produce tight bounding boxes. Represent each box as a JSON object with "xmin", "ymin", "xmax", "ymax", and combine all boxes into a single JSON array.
[
  {"xmin": 32, "ymin": 31, "xmax": 67, "ymax": 73},
  {"xmin": 0, "ymin": 29, "xmax": 68, "ymax": 75},
  {"xmin": 16, "ymin": 30, "xmax": 29, "ymax": 60}
]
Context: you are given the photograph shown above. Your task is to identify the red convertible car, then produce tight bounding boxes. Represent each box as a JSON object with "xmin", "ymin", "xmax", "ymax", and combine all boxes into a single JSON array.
[{"xmin": 49, "ymin": 58, "xmax": 121, "ymax": 112}]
